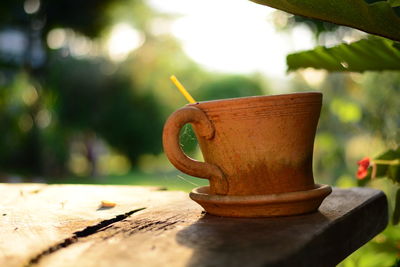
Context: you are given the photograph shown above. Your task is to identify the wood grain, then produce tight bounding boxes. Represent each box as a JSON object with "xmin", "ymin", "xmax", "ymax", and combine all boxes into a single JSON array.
[
  {"xmin": 0, "ymin": 184, "xmax": 181, "ymax": 267},
  {"xmin": 0, "ymin": 184, "xmax": 388, "ymax": 267}
]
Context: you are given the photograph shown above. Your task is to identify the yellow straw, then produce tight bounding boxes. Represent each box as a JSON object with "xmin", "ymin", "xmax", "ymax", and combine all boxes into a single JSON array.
[{"xmin": 170, "ymin": 75, "xmax": 196, "ymax": 104}]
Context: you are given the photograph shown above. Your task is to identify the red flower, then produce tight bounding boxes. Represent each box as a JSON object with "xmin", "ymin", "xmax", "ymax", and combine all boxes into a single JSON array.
[{"xmin": 356, "ymin": 157, "xmax": 370, "ymax": 179}]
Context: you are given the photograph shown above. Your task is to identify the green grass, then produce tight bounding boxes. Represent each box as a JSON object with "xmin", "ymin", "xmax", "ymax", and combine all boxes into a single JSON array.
[
  {"xmin": 47, "ymin": 171, "xmax": 209, "ymax": 192},
  {"xmin": 338, "ymin": 225, "xmax": 400, "ymax": 267}
]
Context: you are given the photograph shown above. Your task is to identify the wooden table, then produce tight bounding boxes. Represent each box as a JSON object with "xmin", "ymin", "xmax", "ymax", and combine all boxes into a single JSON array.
[{"xmin": 0, "ymin": 183, "xmax": 388, "ymax": 267}]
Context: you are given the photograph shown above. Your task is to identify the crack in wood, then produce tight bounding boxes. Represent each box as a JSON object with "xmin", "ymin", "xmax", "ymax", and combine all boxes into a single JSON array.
[
  {"xmin": 25, "ymin": 207, "xmax": 146, "ymax": 267},
  {"xmin": 133, "ymin": 218, "xmax": 179, "ymax": 233},
  {"xmin": 97, "ymin": 215, "xmax": 183, "ymax": 241}
]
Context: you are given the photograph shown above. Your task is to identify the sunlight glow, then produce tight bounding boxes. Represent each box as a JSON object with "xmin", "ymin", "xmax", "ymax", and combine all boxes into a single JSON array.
[
  {"xmin": 21, "ymin": 85, "xmax": 38, "ymax": 106},
  {"xmin": 149, "ymin": 0, "xmax": 314, "ymax": 78},
  {"xmin": 98, "ymin": 153, "xmax": 131, "ymax": 175},
  {"xmin": 47, "ymin": 28, "xmax": 66, "ymax": 49},
  {"xmin": 24, "ymin": 0, "xmax": 40, "ymax": 14},
  {"xmin": 36, "ymin": 109, "xmax": 52, "ymax": 128},
  {"xmin": 107, "ymin": 23, "xmax": 144, "ymax": 62},
  {"xmin": 299, "ymin": 69, "xmax": 327, "ymax": 87},
  {"xmin": 47, "ymin": 28, "xmax": 95, "ymax": 58}
]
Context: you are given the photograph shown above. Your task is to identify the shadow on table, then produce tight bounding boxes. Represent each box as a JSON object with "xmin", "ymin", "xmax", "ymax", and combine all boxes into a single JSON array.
[{"xmin": 175, "ymin": 211, "xmax": 331, "ymax": 267}]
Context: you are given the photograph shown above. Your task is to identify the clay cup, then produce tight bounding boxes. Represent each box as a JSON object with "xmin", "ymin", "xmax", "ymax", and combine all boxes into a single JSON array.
[{"xmin": 164, "ymin": 92, "xmax": 327, "ymax": 195}]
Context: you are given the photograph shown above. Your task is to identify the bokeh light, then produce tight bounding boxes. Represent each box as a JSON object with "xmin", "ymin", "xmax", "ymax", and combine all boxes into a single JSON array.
[{"xmin": 106, "ymin": 23, "xmax": 144, "ymax": 62}]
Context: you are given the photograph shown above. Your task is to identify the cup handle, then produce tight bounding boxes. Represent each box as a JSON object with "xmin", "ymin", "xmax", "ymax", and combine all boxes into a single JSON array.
[{"xmin": 162, "ymin": 106, "xmax": 228, "ymax": 195}]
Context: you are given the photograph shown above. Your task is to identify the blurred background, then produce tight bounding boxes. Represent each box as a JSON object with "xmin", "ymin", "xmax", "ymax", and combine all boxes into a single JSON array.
[{"xmin": 0, "ymin": 0, "xmax": 399, "ymax": 265}]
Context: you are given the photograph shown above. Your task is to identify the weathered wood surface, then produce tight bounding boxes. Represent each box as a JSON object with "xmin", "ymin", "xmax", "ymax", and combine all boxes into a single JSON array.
[{"xmin": 0, "ymin": 184, "xmax": 388, "ymax": 267}]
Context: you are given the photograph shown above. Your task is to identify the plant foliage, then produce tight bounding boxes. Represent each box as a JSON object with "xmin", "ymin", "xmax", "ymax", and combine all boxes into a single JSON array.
[
  {"xmin": 251, "ymin": 0, "xmax": 400, "ymax": 41},
  {"xmin": 286, "ymin": 37, "xmax": 400, "ymax": 72},
  {"xmin": 373, "ymin": 148, "xmax": 400, "ymax": 184}
]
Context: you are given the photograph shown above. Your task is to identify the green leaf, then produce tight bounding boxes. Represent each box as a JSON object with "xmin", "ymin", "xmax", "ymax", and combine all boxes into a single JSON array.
[
  {"xmin": 388, "ymin": 165, "xmax": 400, "ymax": 184},
  {"xmin": 392, "ymin": 188, "xmax": 400, "ymax": 225},
  {"xmin": 374, "ymin": 163, "xmax": 390, "ymax": 179},
  {"xmin": 250, "ymin": 0, "xmax": 400, "ymax": 41},
  {"xmin": 376, "ymin": 148, "xmax": 400, "ymax": 161},
  {"xmin": 286, "ymin": 38, "xmax": 400, "ymax": 72},
  {"xmin": 365, "ymin": 0, "xmax": 400, "ymax": 5},
  {"xmin": 364, "ymin": 0, "xmax": 386, "ymax": 3},
  {"xmin": 390, "ymin": 0, "xmax": 400, "ymax": 7},
  {"xmin": 375, "ymin": 147, "xmax": 400, "ymax": 184}
]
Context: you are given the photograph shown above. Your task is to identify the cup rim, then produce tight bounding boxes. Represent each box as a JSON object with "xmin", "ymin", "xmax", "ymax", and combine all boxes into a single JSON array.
[{"xmin": 188, "ymin": 91, "xmax": 322, "ymax": 108}]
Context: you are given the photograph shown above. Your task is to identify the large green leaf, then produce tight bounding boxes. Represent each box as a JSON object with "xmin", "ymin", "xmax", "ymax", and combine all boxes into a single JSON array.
[
  {"xmin": 393, "ymin": 188, "xmax": 400, "ymax": 225},
  {"xmin": 250, "ymin": 0, "xmax": 400, "ymax": 41},
  {"xmin": 286, "ymin": 38, "xmax": 400, "ymax": 72},
  {"xmin": 374, "ymin": 147, "xmax": 400, "ymax": 184}
]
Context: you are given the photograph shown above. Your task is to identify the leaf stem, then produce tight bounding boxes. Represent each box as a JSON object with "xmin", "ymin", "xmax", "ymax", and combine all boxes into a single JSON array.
[{"xmin": 372, "ymin": 159, "xmax": 400, "ymax": 165}]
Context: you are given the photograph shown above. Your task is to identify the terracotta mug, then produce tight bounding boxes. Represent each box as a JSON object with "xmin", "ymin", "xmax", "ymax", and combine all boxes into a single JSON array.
[{"xmin": 163, "ymin": 92, "xmax": 323, "ymax": 196}]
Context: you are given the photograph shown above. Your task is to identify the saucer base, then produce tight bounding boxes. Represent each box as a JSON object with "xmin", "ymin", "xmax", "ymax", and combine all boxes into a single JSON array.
[{"xmin": 189, "ymin": 184, "xmax": 332, "ymax": 218}]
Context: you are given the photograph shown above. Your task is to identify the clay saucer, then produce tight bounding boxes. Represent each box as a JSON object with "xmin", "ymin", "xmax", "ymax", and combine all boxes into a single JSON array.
[{"xmin": 189, "ymin": 184, "xmax": 332, "ymax": 218}]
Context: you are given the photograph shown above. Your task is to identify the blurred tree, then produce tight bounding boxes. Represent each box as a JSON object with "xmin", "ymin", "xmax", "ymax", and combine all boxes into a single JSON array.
[
  {"xmin": 0, "ymin": 0, "xmax": 168, "ymax": 178},
  {"xmin": 0, "ymin": 0, "xmax": 116, "ymax": 37},
  {"xmin": 197, "ymin": 74, "xmax": 266, "ymax": 101},
  {"xmin": 44, "ymin": 53, "xmax": 165, "ymax": 165},
  {"xmin": 0, "ymin": 0, "xmax": 269, "ymax": 179}
]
